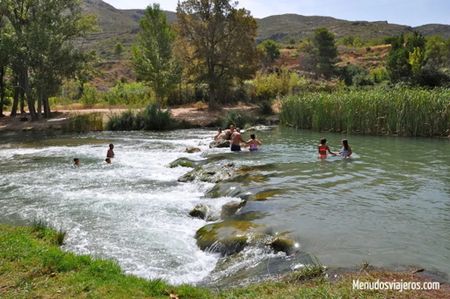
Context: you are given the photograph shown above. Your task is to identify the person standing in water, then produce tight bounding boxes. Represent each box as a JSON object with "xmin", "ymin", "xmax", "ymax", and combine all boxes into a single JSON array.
[
  {"xmin": 231, "ymin": 128, "xmax": 245, "ymax": 152},
  {"xmin": 107, "ymin": 144, "xmax": 115, "ymax": 159},
  {"xmin": 339, "ymin": 139, "xmax": 352, "ymax": 158},
  {"xmin": 318, "ymin": 138, "xmax": 336, "ymax": 159},
  {"xmin": 246, "ymin": 134, "xmax": 262, "ymax": 151}
]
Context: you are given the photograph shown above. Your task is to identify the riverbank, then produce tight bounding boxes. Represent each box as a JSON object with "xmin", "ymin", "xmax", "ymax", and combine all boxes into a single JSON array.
[
  {"xmin": 0, "ymin": 104, "xmax": 273, "ymax": 132},
  {"xmin": 1, "ymin": 224, "xmax": 448, "ymax": 298}
]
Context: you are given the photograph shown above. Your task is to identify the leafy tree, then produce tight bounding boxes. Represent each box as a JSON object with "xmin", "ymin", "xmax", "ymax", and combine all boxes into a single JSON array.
[
  {"xmin": 176, "ymin": 0, "xmax": 258, "ymax": 109},
  {"xmin": 387, "ymin": 32, "xmax": 427, "ymax": 83},
  {"xmin": 258, "ymin": 39, "xmax": 281, "ymax": 66},
  {"xmin": 1, "ymin": 0, "xmax": 94, "ymax": 118},
  {"xmin": 311, "ymin": 28, "xmax": 338, "ymax": 78},
  {"xmin": 132, "ymin": 4, "xmax": 179, "ymax": 106},
  {"xmin": 0, "ymin": 16, "xmax": 13, "ymax": 117}
]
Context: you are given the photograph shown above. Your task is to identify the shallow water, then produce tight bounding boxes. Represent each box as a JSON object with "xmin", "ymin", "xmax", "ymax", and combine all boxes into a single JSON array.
[{"xmin": 0, "ymin": 128, "xmax": 449, "ymax": 283}]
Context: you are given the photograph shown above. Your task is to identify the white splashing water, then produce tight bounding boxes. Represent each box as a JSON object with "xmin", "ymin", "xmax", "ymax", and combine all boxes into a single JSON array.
[{"xmin": 0, "ymin": 130, "xmax": 233, "ymax": 285}]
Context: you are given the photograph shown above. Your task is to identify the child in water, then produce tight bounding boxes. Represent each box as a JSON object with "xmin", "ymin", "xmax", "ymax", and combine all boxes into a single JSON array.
[
  {"xmin": 339, "ymin": 139, "xmax": 352, "ymax": 158},
  {"xmin": 73, "ymin": 158, "xmax": 80, "ymax": 167},
  {"xmin": 246, "ymin": 134, "xmax": 262, "ymax": 151},
  {"xmin": 318, "ymin": 138, "xmax": 336, "ymax": 159},
  {"xmin": 107, "ymin": 144, "xmax": 115, "ymax": 159}
]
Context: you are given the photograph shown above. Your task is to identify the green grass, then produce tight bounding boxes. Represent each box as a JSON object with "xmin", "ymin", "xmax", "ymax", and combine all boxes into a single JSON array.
[
  {"xmin": 0, "ymin": 224, "xmax": 445, "ymax": 298},
  {"xmin": 280, "ymin": 87, "xmax": 450, "ymax": 136}
]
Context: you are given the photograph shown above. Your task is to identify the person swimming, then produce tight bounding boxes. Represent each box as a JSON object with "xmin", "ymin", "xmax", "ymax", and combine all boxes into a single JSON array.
[
  {"xmin": 339, "ymin": 139, "xmax": 352, "ymax": 158},
  {"xmin": 105, "ymin": 158, "xmax": 112, "ymax": 164},
  {"xmin": 246, "ymin": 134, "xmax": 262, "ymax": 151},
  {"xmin": 318, "ymin": 138, "xmax": 336, "ymax": 159},
  {"xmin": 73, "ymin": 158, "xmax": 80, "ymax": 167}
]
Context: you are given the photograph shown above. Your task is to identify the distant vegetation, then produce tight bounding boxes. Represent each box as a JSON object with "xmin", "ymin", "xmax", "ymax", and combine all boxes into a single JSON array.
[{"xmin": 280, "ymin": 87, "xmax": 450, "ymax": 137}]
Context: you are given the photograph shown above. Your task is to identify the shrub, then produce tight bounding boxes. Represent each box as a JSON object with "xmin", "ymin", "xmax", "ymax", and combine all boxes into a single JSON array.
[
  {"xmin": 219, "ymin": 110, "xmax": 258, "ymax": 129},
  {"xmin": 106, "ymin": 104, "xmax": 177, "ymax": 131},
  {"xmin": 64, "ymin": 113, "xmax": 104, "ymax": 132}
]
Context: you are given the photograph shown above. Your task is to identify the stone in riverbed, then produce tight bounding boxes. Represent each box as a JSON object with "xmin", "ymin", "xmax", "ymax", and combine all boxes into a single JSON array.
[
  {"xmin": 178, "ymin": 163, "xmax": 236, "ymax": 183},
  {"xmin": 185, "ymin": 147, "xmax": 201, "ymax": 153},
  {"xmin": 195, "ymin": 220, "xmax": 264, "ymax": 256},
  {"xmin": 209, "ymin": 140, "xmax": 231, "ymax": 148},
  {"xmin": 189, "ymin": 204, "xmax": 209, "ymax": 220},
  {"xmin": 268, "ymin": 236, "xmax": 297, "ymax": 255},
  {"xmin": 169, "ymin": 157, "xmax": 203, "ymax": 168},
  {"xmin": 221, "ymin": 201, "xmax": 246, "ymax": 219}
]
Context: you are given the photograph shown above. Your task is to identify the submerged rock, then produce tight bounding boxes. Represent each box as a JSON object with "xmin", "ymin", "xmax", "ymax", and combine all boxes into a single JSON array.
[
  {"xmin": 209, "ymin": 140, "xmax": 231, "ymax": 148},
  {"xmin": 268, "ymin": 236, "xmax": 297, "ymax": 255},
  {"xmin": 221, "ymin": 201, "xmax": 246, "ymax": 219},
  {"xmin": 189, "ymin": 204, "xmax": 209, "ymax": 220},
  {"xmin": 185, "ymin": 147, "xmax": 201, "ymax": 154},
  {"xmin": 169, "ymin": 157, "xmax": 203, "ymax": 168},
  {"xmin": 195, "ymin": 220, "xmax": 264, "ymax": 256},
  {"xmin": 178, "ymin": 163, "xmax": 236, "ymax": 183},
  {"xmin": 189, "ymin": 204, "xmax": 219, "ymax": 221},
  {"xmin": 249, "ymin": 189, "xmax": 286, "ymax": 201}
]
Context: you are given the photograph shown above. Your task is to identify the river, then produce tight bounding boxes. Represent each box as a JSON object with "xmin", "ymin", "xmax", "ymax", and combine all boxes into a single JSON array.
[{"xmin": 0, "ymin": 128, "xmax": 449, "ymax": 284}]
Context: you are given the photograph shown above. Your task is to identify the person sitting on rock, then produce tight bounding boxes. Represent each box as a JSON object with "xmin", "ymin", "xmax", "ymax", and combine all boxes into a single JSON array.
[
  {"xmin": 231, "ymin": 128, "xmax": 245, "ymax": 152},
  {"xmin": 246, "ymin": 134, "xmax": 262, "ymax": 152},
  {"xmin": 214, "ymin": 128, "xmax": 223, "ymax": 141}
]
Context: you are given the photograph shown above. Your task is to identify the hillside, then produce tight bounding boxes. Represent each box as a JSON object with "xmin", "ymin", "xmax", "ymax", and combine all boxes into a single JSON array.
[{"xmin": 81, "ymin": 0, "xmax": 450, "ymax": 57}]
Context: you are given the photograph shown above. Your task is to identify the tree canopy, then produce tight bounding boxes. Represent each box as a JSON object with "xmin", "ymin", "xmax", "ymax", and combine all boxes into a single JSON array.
[{"xmin": 176, "ymin": 0, "xmax": 258, "ymax": 109}]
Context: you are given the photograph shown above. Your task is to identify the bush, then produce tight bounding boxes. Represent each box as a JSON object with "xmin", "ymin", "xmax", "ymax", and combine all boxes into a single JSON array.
[
  {"xmin": 219, "ymin": 110, "xmax": 258, "ymax": 129},
  {"xmin": 64, "ymin": 113, "xmax": 104, "ymax": 132},
  {"xmin": 370, "ymin": 67, "xmax": 390, "ymax": 83},
  {"xmin": 339, "ymin": 65, "xmax": 373, "ymax": 86},
  {"xmin": 106, "ymin": 104, "xmax": 177, "ymax": 131}
]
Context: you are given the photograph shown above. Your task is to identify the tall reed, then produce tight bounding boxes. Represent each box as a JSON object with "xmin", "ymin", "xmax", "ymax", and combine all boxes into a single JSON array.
[{"xmin": 280, "ymin": 87, "xmax": 450, "ymax": 137}]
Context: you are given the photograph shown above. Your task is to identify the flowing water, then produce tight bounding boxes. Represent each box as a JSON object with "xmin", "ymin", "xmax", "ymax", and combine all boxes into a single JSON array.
[{"xmin": 0, "ymin": 128, "xmax": 449, "ymax": 284}]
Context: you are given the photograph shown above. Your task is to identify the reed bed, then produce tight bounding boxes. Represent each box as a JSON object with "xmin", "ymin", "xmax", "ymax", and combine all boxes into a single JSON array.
[{"xmin": 280, "ymin": 88, "xmax": 450, "ymax": 137}]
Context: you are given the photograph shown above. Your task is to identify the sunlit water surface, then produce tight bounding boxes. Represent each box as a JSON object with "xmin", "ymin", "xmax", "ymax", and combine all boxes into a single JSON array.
[{"xmin": 0, "ymin": 128, "xmax": 449, "ymax": 283}]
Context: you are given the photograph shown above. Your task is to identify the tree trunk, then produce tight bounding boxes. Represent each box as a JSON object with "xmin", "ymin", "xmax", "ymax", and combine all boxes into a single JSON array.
[
  {"xmin": 0, "ymin": 67, "xmax": 5, "ymax": 117},
  {"xmin": 23, "ymin": 72, "xmax": 37, "ymax": 120},
  {"xmin": 20, "ymin": 88, "xmax": 25, "ymax": 114},
  {"xmin": 43, "ymin": 96, "xmax": 51, "ymax": 118},
  {"xmin": 11, "ymin": 80, "xmax": 19, "ymax": 118}
]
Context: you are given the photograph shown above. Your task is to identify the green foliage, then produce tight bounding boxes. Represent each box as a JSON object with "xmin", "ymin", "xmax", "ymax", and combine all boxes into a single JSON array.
[
  {"xmin": 104, "ymin": 82, "xmax": 154, "ymax": 106},
  {"xmin": 312, "ymin": 28, "xmax": 338, "ymax": 78},
  {"xmin": 258, "ymin": 39, "xmax": 281, "ymax": 66},
  {"xmin": 370, "ymin": 67, "xmax": 390, "ymax": 83},
  {"xmin": 107, "ymin": 104, "xmax": 177, "ymax": 131},
  {"xmin": 219, "ymin": 111, "xmax": 259, "ymax": 129},
  {"xmin": 64, "ymin": 113, "xmax": 104, "ymax": 133},
  {"xmin": 339, "ymin": 65, "xmax": 373, "ymax": 86},
  {"xmin": 132, "ymin": 4, "xmax": 179, "ymax": 106},
  {"xmin": 280, "ymin": 87, "xmax": 450, "ymax": 137},
  {"xmin": 176, "ymin": 0, "xmax": 258, "ymax": 109}
]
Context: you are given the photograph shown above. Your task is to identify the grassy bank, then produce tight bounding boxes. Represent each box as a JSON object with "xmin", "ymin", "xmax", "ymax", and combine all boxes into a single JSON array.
[
  {"xmin": 280, "ymin": 88, "xmax": 450, "ymax": 137},
  {"xmin": 1, "ymin": 224, "xmax": 447, "ymax": 298}
]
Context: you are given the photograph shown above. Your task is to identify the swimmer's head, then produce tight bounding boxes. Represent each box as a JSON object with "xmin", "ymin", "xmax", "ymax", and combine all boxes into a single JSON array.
[
  {"xmin": 250, "ymin": 134, "xmax": 256, "ymax": 139},
  {"xmin": 105, "ymin": 158, "xmax": 111, "ymax": 164},
  {"xmin": 320, "ymin": 138, "xmax": 327, "ymax": 145},
  {"xmin": 109, "ymin": 144, "xmax": 114, "ymax": 149},
  {"xmin": 73, "ymin": 158, "xmax": 80, "ymax": 166}
]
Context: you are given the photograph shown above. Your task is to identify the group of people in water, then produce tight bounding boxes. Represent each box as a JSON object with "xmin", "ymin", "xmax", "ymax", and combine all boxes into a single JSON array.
[
  {"xmin": 73, "ymin": 144, "xmax": 115, "ymax": 166},
  {"xmin": 214, "ymin": 124, "xmax": 352, "ymax": 159},
  {"xmin": 214, "ymin": 125, "xmax": 262, "ymax": 152}
]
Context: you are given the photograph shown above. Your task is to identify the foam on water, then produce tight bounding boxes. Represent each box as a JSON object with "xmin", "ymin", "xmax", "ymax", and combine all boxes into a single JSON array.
[{"xmin": 0, "ymin": 130, "xmax": 231, "ymax": 285}]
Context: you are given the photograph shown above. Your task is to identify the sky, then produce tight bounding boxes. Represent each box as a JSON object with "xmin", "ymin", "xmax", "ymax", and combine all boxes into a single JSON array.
[{"xmin": 102, "ymin": 0, "xmax": 450, "ymax": 26}]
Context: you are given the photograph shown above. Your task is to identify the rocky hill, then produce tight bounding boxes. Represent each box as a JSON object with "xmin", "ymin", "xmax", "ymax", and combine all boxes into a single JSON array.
[{"xmin": 81, "ymin": 0, "xmax": 449, "ymax": 58}]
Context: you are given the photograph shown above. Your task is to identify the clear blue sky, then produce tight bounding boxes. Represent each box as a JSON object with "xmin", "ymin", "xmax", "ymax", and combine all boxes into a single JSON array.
[{"xmin": 103, "ymin": 0, "xmax": 450, "ymax": 26}]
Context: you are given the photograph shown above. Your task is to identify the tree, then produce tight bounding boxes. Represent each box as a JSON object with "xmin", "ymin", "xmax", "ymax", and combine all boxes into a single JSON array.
[
  {"xmin": 1, "ymin": 0, "xmax": 95, "ymax": 119},
  {"xmin": 132, "ymin": 4, "xmax": 179, "ymax": 106},
  {"xmin": 311, "ymin": 28, "xmax": 338, "ymax": 78},
  {"xmin": 387, "ymin": 32, "xmax": 426, "ymax": 83},
  {"xmin": 176, "ymin": 0, "xmax": 258, "ymax": 109},
  {"xmin": 0, "ymin": 16, "xmax": 12, "ymax": 117},
  {"xmin": 258, "ymin": 39, "xmax": 281, "ymax": 67}
]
